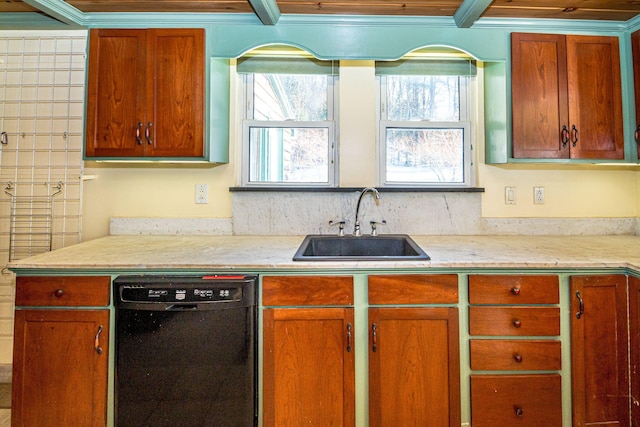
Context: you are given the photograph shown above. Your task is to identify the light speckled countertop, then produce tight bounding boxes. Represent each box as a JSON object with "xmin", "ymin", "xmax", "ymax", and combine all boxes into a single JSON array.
[{"xmin": 6, "ymin": 235, "xmax": 640, "ymax": 273}]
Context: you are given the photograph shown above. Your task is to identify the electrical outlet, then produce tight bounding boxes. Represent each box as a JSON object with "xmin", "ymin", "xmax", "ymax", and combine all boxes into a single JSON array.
[
  {"xmin": 505, "ymin": 186, "xmax": 516, "ymax": 205},
  {"xmin": 534, "ymin": 186, "xmax": 545, "ymax": 205},
  {"xmin": 195, "ymin": 184, "xmax": 208, "ymax": 204}
]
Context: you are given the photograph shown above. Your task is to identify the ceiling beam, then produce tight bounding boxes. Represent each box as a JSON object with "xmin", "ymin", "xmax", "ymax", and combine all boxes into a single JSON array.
[
  {"xmin": 454, "ymin": 0, "xmax": 492, "ymax": 28},
  {"xmin": 22, "ymin": 0, "xmax": 84, "ymax": 25},
  {"xmin": 248, "ymin": 0, "xmax": 281, "ymax": 25}
]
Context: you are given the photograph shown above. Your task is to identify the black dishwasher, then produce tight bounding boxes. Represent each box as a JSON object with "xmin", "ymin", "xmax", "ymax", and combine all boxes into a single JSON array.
[{"xmin": 114, "ymin": 274, "xmax": 257, "ymax": 427}]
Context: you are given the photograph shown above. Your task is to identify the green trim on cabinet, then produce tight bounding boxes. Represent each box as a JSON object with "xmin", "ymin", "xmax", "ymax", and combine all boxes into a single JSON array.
[
  {"xmin": 483, "ymin": 61, "xmax": 509, "ymax": 164},
  {"xmin": 0, "ymin": 12, "xmax": 76, "ymax": 28},
  {"xmin": 209, "ymin": 58, "xmax": 230, "ymax": 163}
]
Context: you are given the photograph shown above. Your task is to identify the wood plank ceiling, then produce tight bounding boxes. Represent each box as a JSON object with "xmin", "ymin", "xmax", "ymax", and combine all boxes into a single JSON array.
[{"xmin": 2, "ymin": 0, "xmax": 640, "ymax": 25}]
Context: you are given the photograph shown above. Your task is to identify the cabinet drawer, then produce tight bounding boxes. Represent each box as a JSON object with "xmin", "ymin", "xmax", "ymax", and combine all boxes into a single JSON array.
[
  {"xmin": 469, "ymin": 307, "xmax": 560, "ymax": 336},
  {"xmin": 262, "ymin": 276, "xmax": 353, "ymax": 306},
  {"xmin": 15, "ymin": 276, "xmax": 110, "ymax": 307},
  {"xmin": 469, "ymin": 275, "xmax": 559, "ymax": 304},
  {"xmin": 368, "ymin": 274, "xmax": 458, "ymax": 304},
  {"xmin": 470, "ymin": 339, "xmax": 561, "ymax": 371},
  {"xmin": 471, "ymin": 374, "xmax": 562, "ymax": 427}
]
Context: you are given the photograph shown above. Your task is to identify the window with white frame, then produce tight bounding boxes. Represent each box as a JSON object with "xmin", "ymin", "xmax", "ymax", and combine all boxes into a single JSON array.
[
  {"xmin": 239, "ymin": 47, "xmax": 338, "ymax": 186},
  {"xmin": 377, "ymin": 51, "xmax": 476, "ymax": 187}
]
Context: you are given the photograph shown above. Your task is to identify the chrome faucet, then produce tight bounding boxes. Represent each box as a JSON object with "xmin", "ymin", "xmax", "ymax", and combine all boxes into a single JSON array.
[{"xmin": 354, "ymin": 187, "xmax": 380, "ymax": 236}]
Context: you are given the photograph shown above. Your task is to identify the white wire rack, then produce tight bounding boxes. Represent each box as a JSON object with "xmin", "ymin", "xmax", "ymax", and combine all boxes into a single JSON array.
[
  {"xmin": 0, "ymin": 31, "xmax": 86, "ymax": 267},
  {"xmin": 4, "ymin": 181, "xmax": 62, "ymax": 261}
]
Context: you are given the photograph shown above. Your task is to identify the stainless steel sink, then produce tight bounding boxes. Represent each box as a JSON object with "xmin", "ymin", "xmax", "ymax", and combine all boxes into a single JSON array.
[{"xmin": 293, "ymin": 234, "xmax": 430, "ymax": 261}]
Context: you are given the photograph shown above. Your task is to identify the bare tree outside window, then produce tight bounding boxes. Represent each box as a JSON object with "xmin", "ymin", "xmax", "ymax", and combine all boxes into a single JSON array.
[{"xmin": 380, "ymin": 73, "xmax": 471, "ymax": 186}]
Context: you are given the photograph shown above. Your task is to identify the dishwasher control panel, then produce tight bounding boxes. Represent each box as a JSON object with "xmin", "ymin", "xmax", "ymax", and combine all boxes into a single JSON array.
[
  {"xmin": 120, "ymin": 285, "xmax": 242, "ymax": 303},
  {"xmin": 114, "ymin": 275, "xmax": 256, "ymax": 306}
]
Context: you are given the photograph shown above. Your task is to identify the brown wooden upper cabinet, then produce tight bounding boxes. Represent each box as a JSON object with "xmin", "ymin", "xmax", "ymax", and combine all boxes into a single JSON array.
[
  {"xmin": 631, "ymin": 30, "xmax": 640, "ymax": 160},
  {"xmin": 85, "ymin": 28, "xmax": 205, "ymax": 158},
  {"xmin": 511, "ymin": 33, "xmax": 624, "ymax": 160}
]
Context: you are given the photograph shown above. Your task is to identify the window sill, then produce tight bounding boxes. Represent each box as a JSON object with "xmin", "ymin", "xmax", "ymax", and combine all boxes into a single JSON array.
[{"xmin": 229, "ymin": 186, "xmax": 484, "ymax": 193}]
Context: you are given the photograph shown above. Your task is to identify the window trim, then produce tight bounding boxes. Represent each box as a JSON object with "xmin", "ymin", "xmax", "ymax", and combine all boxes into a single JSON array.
[
  {"xmin": 240, "ymin": 70, "xmax": 339, "ymax": 187},
  {"xmin": 376, "ymin": 73, "xmax": 475, "ymax": 188}
]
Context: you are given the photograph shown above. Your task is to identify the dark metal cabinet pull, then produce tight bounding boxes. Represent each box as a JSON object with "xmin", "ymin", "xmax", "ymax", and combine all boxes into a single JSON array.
[
  {"xmin": 511, "ymin": 287, "xmax": 521, "ymax": 296},
  {"xmin": 0, "ymin": 131, "xmax": 8, "ymax": 145},
  {"xmin": 576, "ymin": 291, "xmax": 584, "ymax": 319},
  {"xmin": 514, "ymin": 354, "xmax": 523, "ymax": 363},
  {"xmin": 53, "ymin": 289, "xmax": 64, "ymax": 298},
  {"xmin": 346, "ymin": 323, "xmax": 352, "ymax": 352},
  {"xmin": 371, "ymin": 323, "xmax": 377, "ymax": 352},
  {"xmin": 515, "ymin": 407, "xmax": 524, "ymax": 417},
  {"xmin": 94, "ymin": 325, "xmax": 104, "ymax": 355},
  {"xmin": 136, "ymin": 122, "xmax": 143, "ymax": 144},
  {"xmin": 635, "ymin": 124, "xmax": 640, "ymax": 144},
  {"xmin": 571, "ymin": 124, "xmax": 579, "ymax": 147},
  {"xmin": 561, "ymin": 125, "xmax": 569, "ymax": 147},
  {"xmin": 513, "ymin": 319, "xmax": 522, "ymax": 328},
  {"xmin": 145, "ymin": 122, "xmax": 153, "ymax": 145}
]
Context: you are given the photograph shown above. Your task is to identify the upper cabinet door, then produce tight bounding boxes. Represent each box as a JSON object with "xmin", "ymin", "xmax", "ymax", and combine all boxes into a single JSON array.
[
  {"xmin": 511, "ymin": 33, "xmax": 569, "ymax": 159},
  {"xmin": 511, "ymin": 33, "xmax": 624, "ymax": 160},
  {"xmin": 631, "ymin": 30, "xmax": 640, "ymax": 160},
  {"xmin": 85, "ymin": 29, "xmax": 147, "ymax": 157},
  {"xmin": 146, "ymin": 29, "xmax": 205, "ymax": 158},
  {"xmin": 566, "ymin": 36, "xmax": 624, "ymax": 160},
  {"xmin": 85, "ymin": 28, "xmax": 205, "ymax": 159}
]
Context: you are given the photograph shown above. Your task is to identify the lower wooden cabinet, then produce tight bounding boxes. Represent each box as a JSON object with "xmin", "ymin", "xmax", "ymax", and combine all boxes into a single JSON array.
[
  {"xmin": 630, "ymin": 275, "xmax": 640, "ymax": 426},
  {"xmin": 368, "ymin": 274, "xmax": 460, "ymax": 426},
  {"xmin": 262, "ymin": 276, "xmax": 355, "ymax": 427},
  {"xmin": 469, "ymin": 274, "xmax": 562, "ymax": 426},
  {"xmin": 368, "ymin": 307, "xmax": 460, "ymax": 427},
  {"xmin": 11, "ymin": 276, "xmax": 110, "ymax": 427},
  {"xmin": 570, "ymin": 274, "xmax": 630, "ymax": 427},
  {"xmin": 471, "ymin": 374, "xmax": 562, "ymax": 426}
]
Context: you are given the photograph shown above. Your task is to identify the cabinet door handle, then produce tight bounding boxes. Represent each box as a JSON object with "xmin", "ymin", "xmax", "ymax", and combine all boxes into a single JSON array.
[
  {"xmin": 346, "ymin": 323, "xmax": 352, "ymax": 352},
  {"xmin": 635, "ymin": 124, "xmax": 640, "ymax": 144},
  {"xmin": 53, "ymin": 288, "xmax": 64, "ymax": 298},
  {"xmin": 136, "ymin": 122, "xmax": 143, "ymax": 144},
  {"xmin": 371, "ymin": 323, "xmax": 377, "ymax": 353},
  {"xmin": 576, "ymin": 291, "xmax": 584, "ymax": 319},
  {"xmin": 513, "ymin": 319, "xmax": 522, "ymax": 328},
  {"xmin": 561, "ymin": 125, "xmax": 569, "ymax": 147},
  {"xmin": 513, "ymin": 353, "xmax": 523, "ymax": 363},
  {"xmin": 0, "ymin": 131, "xmax": 8, "ymax": 145},
  {"xmin": 94, "ymin": 325, "xmax": 104, "ymax": 355},
  {"xmin": 510, "ymin": 286, "xmax": 520, "ymax": 296},
  {"xmin": 145, "ymin": 122, "xmax": 153, "ymax": 145},
  {"xmin": 571, "ymin": 124, "xmax": 579, "ymax": 147},
  {"xmin": 515, "ymin": 406, "xmax": 524, "ymax": 417}
]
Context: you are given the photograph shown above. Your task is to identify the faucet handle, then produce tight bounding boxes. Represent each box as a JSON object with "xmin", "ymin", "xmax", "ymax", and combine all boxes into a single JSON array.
[
  {"xmin": 329, "ymin": 220, "xmax": 346, "ymax": 236},
  {"xmin": 370, "ymin": 219, "xmax": 387, "ymax": 236}
]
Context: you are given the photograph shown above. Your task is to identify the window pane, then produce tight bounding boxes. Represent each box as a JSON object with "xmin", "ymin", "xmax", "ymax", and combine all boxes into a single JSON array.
[
  {"xmin": 386, "ymin": 75, "xmax": 459, "ymax": 121},
  {"xmin": 386, "ymin": 128, "xmax": 464, "ymax": 183},
  {"xmin": 253, "ymin": 74, "xmax": 328, "ymax": 121},
  {"xmin": 249, "ymin": 127, "xmax": 329, "ymax": 183}
]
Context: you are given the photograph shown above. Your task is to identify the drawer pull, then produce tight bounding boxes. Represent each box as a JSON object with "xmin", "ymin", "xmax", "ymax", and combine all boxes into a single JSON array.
[
  {"xmin": 346, "ymin": 323, "xmax": 352, "ymax": 353},
  {"xmin": 514, "ymin": 354, "xmax": 523, "ymax": 363},
  {"xmin": 515, "ymin": 406, "xmax": 524, "ymax": 417},
  {"xmin": 576, "ymin": 291, "xmax": 584, "ymax": 319},
  {"xmin": 513, "ymin": 319, "xmax": 522, "ymax": 328},
  {"xmin": 53, "ymin": 289, "xmax": 64, "ymax": 298},
  {"xmin": 511, "ymin": 287, "xmax": 521, "ymax": 296}
]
